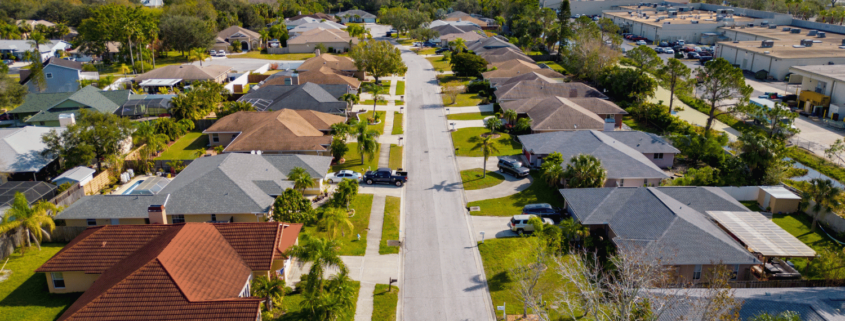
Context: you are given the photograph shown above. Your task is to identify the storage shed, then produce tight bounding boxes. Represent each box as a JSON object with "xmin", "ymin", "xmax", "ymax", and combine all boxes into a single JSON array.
[
  {"xmin": 52, "ymin": 166, "xmax": 96, "ymax": 187},
  {"xmin": 757, "ymin": 186, "xmax": 801, "ymax": 213}
]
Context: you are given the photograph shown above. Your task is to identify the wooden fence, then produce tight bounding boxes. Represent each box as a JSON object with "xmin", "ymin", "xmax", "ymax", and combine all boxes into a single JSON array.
[
  {"xmin": 193, "ymin": 119, "xmax": 217, "ymax": 131},
  {"xmin": 247, "ymin": 74, "xmax": 270, "ymax": 83},
  {"xmin": 84, "ymin": 170, "xmax": 112, "ymax": 195},
  {"xmin": 49, "ymin": 183, "xmax": 84, "ymax": 208},
  {"xmin": 51, "ymin": 226, "xmax": 89, "ymax": 243},
  {"xmin": 124, "ymin": 144, "xmax": 148, "ymax": 161}
]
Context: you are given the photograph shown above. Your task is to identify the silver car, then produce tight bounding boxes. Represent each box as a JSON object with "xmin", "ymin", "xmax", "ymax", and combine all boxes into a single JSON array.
[{"xmin": 325, "ymin": 170, "xmax": 362, "ymax": 183}]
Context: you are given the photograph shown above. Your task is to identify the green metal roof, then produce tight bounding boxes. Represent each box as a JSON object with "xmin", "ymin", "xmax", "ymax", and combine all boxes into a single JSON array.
[{"xmin": 11, "ymin": 85, "xmax": 132, "ymax": 124}]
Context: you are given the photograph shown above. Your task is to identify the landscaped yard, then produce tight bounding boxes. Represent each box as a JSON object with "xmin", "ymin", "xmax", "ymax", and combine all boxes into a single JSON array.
[
  {"xmin": 389, "ymin": 145, "xmax": 403, "ymax": 169},
  {"xmin": 622, "ymin": 116, "xmax": 662, "ymax": 135},
  {"xmin": 363, "ymin": 81, "xmax": 390, "ymax": 92},
  {"xmin": 479, "ymin": 238, "xmax": 569, "ymax": 318},
  {"xmin": 392, "ymin": 112, "xmax": 403, "ymax": 135},
  {"xmin": 155, "ymin": 131, "xmax": 208, "ymax": 160},
  {"xmin": 372, "ymin": 284, "xmax": 399, "ymax": 321},
  {"xmin": 332, "ymin": 143, "xmax": 380, "ymax": 174},
  {"xmin": 460, "ymin": 168, "xmax": 505, "ymax": 190},
  {"xmin": 395, "ymin": 81, "xmax": 405, "ymax": 95},
  {"xmin": 772, "ymin": 212, "xmax": 844, "ymax": 279},
  {"xmin": 397, "ymin": 38, "xmax": 414, "ymax": 46},
  {"xmin": 0, "ymin": 243, "xmax": 82, "ymax": 321},
  {"xmin": 232, "ymin": 52, "xmax": 314, "ymax": 60},
  {"xmin": 442, "ymin": 93, "xmax": 484, "ymax": 107},
  {"xmin": 302, "ymin": 194, "xmax": 374, "ymax": 256},
  {"xmin": 356, "ymin": 111, "xmax": 386, "ymax": 135},
  {"xmin": 278, "ymin": 281, "xmax": 360, "ymax": 321},
  {"xmin": 451, "ymin": 127, "xmax": 522, "ymax": 157},
  {"xmin": 425, "ymin": 57, "xmax": 452, "ymax": 72},
  {"xmin": 534, "ymin": 61, "xmax": 567, "ymax": 75},
  {"xmin": 415, "ymin": 48, "xmax": 436, "ymax": 55},
  {"xmin": 468, "ymin": 172, "xmax": 565, "ymax": 216},
  {"xmin": 360, "ymin": 100, "xmax": 389, "ymax": 106},
  {"xmin": 379, "ymin": 196, "xmax": 401, "ymax": 255},
  {"xmin": 437, "ymin": 75, "xmax": 474, "ymax": 87},
  {"xmin": 446, "ymin": 111, "xmax": 494, "ymax": 121}
]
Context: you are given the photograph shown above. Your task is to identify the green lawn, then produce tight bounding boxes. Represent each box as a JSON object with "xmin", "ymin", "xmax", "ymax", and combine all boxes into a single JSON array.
[
  {"xmin": 379, "ymin": 196, "xmax": 401, "ymax": 255},
  {"xmin": 302, "ymin": 194, "xmax": 374, "ymax": 256},
  {"xmin": 278, "ymin": 281, "xmax": 360, "ymax": 321},
  {"xmin": 479, "ymin": 238, "xmax": 569, "ymax": 318},
  {"xmin": 395, "ymin": 81, "xmax": 405, "ymax": 96},
  {"xmin": 397, "ymin": 38, "xmax": 414, "ymax": 46},
  {"xmin": 443, "ymin": 93, "xmax": 483, "ymax": 107},
  {"xmin": 446, "ymin": 111, "xmax": 494, "ymax": 121},
  {"xmin": 437, "ymin": 75, "xmax": 474, "ymax": 87},
  {"xmin": 372, "ymin": 284, "xmax": 399, "ymax": 321},
  {"xmin": 357, "ymin": 111, "xmax": 386, "ymax": 135},
  {"xmin": 155, "ymin": 131, "xmax": 208, "ymax": 160},
  {"xmin": 772, "ymin": 212, "xmax": 844, "ymax": 279},
  {"xmin": 534, "ymin": 61, "xmax": 567, "ymax": 74},
  {"xmin": 451, "ymin": 128, "xmax": 522, "ymax": 157},
  {"xmin": 332, "ymin": 143, "xmax": 380, "ymax": 174},
  {"xmin": 622, "ymin": 115, "xmax": 662, "ymax": 135},
  {"xmin": 0, "ymin": 243, "xmax": 82, "ymax": 321},
  {"xmin": 461, "ymin": 168, "xmax": 505, "ymax": 190},
  {"xmin": 233, "ymin": 52, "xmax": 314, "ymax": 60},
  {"xmin": 425, "ymin": 57, "xmax": 452, "ymax": 72},
  {"xmin": 363, "ymin": 81, "xmax": 390, "ymax": 92},
  {"xmin": 468, "ymin": 172, "xmax": 565, "ymax": 216},
  {"xmin": 389, "ymin": 145, "xmax": 403, "ymax": 169},
  {"xmin": 392, "ymin": 112, "xmax": 403, "ymax": 135},
  {"xmin": 416, "ymin": 48, "xmax": 436, "ymax": 55},
  {"xmin": 360, "ymin": 100, "xmax": 389, "ymax": 106}
]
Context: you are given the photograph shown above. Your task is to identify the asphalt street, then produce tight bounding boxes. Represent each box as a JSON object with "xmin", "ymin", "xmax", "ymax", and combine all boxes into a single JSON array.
[{"xmin": 398, "ymin": 43, "xmax": 494, "ymax": 320}]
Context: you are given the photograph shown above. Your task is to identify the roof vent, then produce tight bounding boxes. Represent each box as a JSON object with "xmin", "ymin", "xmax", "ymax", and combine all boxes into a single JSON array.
[
  {"xmin": 783, "ymin": 27, "xmax": 791, "ymax": 31},
  {"xmin": 818, "ymin": 31, "xmax": 826, "ymax": 38},
  {"xmin": 808, "ymin": 30, "xmax": 818, "ymax": 36},
  {"xmin": 791, "ymin": 29, "xmax": 801, "ymax": 34},
  {"xmin": 801, "ymin": 39, "xmax": 814, "ymax": 47},
  {"xmin": 769, "ymin": 25, "xmax": 777, "ymax": 29},
  {"xmin": 691, "ymin": 20, "xmax": 699, "ymax": 24},
  {"xmin": 761, "ymin": 40, "xmax": 774, "ymax": 47}
]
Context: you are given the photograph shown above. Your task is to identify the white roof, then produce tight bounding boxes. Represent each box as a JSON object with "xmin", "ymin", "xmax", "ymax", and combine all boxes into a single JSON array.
[
  {"xmin": 139, "ymin": 79, "xmax": 182, "ymax": 87},
  {"xmin": 760, "ymin": 186, "xmax": 802, "ymax": 200},
  {"xmin": 0, "ymin": 126, "xmax": 63, "ymax": 173},
  {"xmin": 707, "ymin": 211, "xmax": 816, "ymax": 257},
  {"xmin": 53, "ymin": 166, "xmax": 96, "ymax": 183},
  {"xmin": 290, "ymin": 22, "xmax": 346, "ymax": 34}
]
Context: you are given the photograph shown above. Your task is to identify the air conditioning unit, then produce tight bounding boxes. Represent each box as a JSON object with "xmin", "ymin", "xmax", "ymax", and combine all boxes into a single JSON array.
[
  {"xmin": 769, "ymin": 25, "xmax": 777, "ymax": 29},
  {"xmin": 783, "ymin": 27, "xmax": 791, "ymax": 31},
  {"xmin": 691, "ymin": 20, "xmax": 699, "ymax": 24},
  {"xmin": 808, "ymin": 30, "xmax": 818, "ymax": 36},
  {"xmin": 818, "ymin": 32, "xmax": 826, "ymax": 38},
  {"xmin": 791, "ymin": 29, "xmax": 801, "ymax": 34},
  {"xmin": 761, "ymin": 40, "xmax": 774, "ymax": 47},
  {"xmin": 800, "ymin": 39, "xmax": 814, "ymax": 47}
]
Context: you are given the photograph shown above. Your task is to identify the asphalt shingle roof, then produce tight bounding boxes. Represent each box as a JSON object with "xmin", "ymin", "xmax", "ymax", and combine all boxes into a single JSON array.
[
  {"xmin": 11, "ymin": 86, "xmax": 130, "ymax": 123},
  {"xmin": 496, "ymin": 80, "xmax": 607, "ymax": 101},
  {"xmin": 239, "ymin": 83, "xmax": 347, "ymax": 114},
  {"xmin": 598, "ymin": 131, "xmax": 680, "ymax": 154},
  {"xmin": 335, "ymin": 9, "xmax": 376, "ymax": 18}
]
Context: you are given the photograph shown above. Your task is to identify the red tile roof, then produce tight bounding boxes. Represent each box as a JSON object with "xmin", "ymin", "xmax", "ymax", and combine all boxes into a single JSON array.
[{"xmin": 275, "ymin": 223, "xmax": 303, "ymax": 260}]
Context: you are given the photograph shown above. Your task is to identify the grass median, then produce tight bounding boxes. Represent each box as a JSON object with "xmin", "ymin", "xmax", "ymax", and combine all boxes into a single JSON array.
[
  {"xmin": 372, "ymin": 284, "xmax": 399, "ymax": 321},
  {"xmin": 379, "ymin": 196, "xmax": 401, "ymax": 255},
  {"xmin": 389, "ymin": 144, "xmax": 403, "ymax": 169}
]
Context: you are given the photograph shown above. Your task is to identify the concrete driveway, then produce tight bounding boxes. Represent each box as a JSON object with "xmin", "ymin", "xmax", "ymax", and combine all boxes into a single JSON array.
[
  {"xmin": 471, "ymin": 216, "xmax": 517, "ymax": 242},
  {"xmin": 465, "ymin": 173, "xmax": 532, "ymax": 202}
]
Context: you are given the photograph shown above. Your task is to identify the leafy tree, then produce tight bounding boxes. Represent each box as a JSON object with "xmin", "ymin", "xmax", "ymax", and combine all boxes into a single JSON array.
[
  {"xmin": 300, "ymin": 266, "xmax": 357, "ymax": 320},
  {"xmin": 745, "ymin": 102, "xmax": 799, "ymax": 138},
  {"xmin": 154, "ymin": 117, "xmax": 186, "ymax": 141},
  {"xmin": 563, "ymin": 154, "xmax": 606, "ymax": 188},
  {"xmin": 273, "ymin": 188, "xmax": 315, "ymax": 223},
  {"xmin": 288, "ymin": 166, "xmax": 315, "ymax": 192},
  {"xmin": 657, "ymin": 58, "xmax": 693, "ymax": 114},
  {"xmin": 559, "ymin": 217, "xmax": 590, "ymax": 252},
  {"xmin": 625, "ymin": 45, "xmax": 662, "ymax": 75},
  {"xmin": 333, "ymin": 179, "xmax": 359, "ymax": 211},
  {"xmin": 363, "ymin": 82, "xmax": 387, "ymax": 113},
  {"xmin": 353, "ymin": 120, "xmax": 380, "ymax": 165},
  {"xmin": 748, "ymin": 311, "xmax": 802, "ymax": 321},
  {"xmin": 671, "ymin": 132, "xmax": 728, "ymax": 166},
  {"xmin": 696, "ymin": 58, "xmax": 753, "ymax": 134},
  {"xmin": 350, "ymin": 39, "xmax": 407, "ymax": 83},
  {"xmin": 41, "ymin": 128, "xmax": 95, "ymax": 172},
  {"xmin": 799, "ymin": 178, "xmax": 842, "ymax": 231},
  {"xmin": 251, "ymin": 273, "xmax": 285, "ymax": 311},
  {"xmin": 339, "ymin": 93, "xmax": 359, "ymax": 113},
  {"xmin": 217, "ymin": 101, "xmax": 255, "ymax": 118},
  {"xmin": 469, "ymin": 135, "xmax": 500, "ymax": 178},
  {"xmin": 515, "ymin": 117, "xmax": 532, "ymax": 134},
  {"xmin": 169, "ymin": 81, "xmax": 227, "ymax": 121},
  {"xmin": 450, "ymin": 52, "xmax": 487, "ymax": 78},
  {"xmin": 0, "ymin": 192, "xmax": 59, "ymax": 254},
  {"xmin": 541, "ymin": 152, "xmax": 565, "ymax": 187},
  {"xmin": 320, "ymin": 207, "xmax": 354, "ymax": 239},
  {"xmin": 564, "ymin": 15, "xmax": 621, "ymax": 83},
  {"xmin": 46, "ymin": 109, "xmax": 132, "ymax": 172},
  {"xmin": 331, "ymin": 137, "xmax": 349, "ymax": 161},
  {"xmin": 0, "ymin": 63, "xmax": 26, "ymax": 111},
  {"xmin": 28, "ymin": 50, "xmax": 47, "ymax": 92},
  {"xmin": 159, "ymin": 14, "xmax": 216, "ymax": 57},
  {"xmin": 448, "ymin": 38, "xmax": 468, "ymax": 53},
  {"xmin": 132, "ymin": 121, "xmax": 168, "ymax": 158},
  {"xmin": 663, "ymin": 166, "xmax": 720, "ymax": 186},
  {"xmin": 285, "ymin": 234, "xmax": 345, "ymax": 294},
  {"xmin": 598, "ymin": 65, "xmax": 657, "ymax": 103},
  {"xmin": 738, "ymin": 131, "xmax": 786, "ymax": 184}
]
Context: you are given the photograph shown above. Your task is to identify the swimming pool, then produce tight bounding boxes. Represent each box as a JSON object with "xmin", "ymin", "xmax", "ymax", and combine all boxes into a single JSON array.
[{"xmin": 122, "ymin": 180, "xmax": 145, "ymax": 195}]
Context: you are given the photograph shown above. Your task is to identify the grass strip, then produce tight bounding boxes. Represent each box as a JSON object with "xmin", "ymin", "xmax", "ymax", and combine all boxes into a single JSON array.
[{"xmin": 379, "ymin": 196, "xmax": 401, "ymax": 255}]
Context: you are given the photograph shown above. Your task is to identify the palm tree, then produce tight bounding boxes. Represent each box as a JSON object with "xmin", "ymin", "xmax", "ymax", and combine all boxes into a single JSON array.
[
  {"xmin": 469, "ymin": 135, "xmax": 500, "ymax": 178},
  {"xmin": 289, "ymin": 167, "xmax": 316, "ymax": 192},
  {"xmin": 515, "ymin": 117, "xmax": 531, "ymax": 134},
  {"xmin": 17, "ymin": 20, "xmax": 31, "ymax": 39},
  {"xmin": 27, "ymin": 32, "xmax": 48, "ymax": 52},
  {"xmin": 800, "ymin": 178, "xmax": 842, "ymax": 231},
  {"xmin": 320, "ymin": 207, "xmax": 354, "ymax": 239},
  {"xmin": 0, "ymin": 192, "xmax": 59, "ymax": 254},
  {"xmin": 542, "ymin": 162, "xmax": 565, "ymax": 187},
  {"xmin": 258, "ymin": 29, "xmax": 270, "ymax": 49},
  {"xmin": 252, "ymin": 273, "xmax": 286, "ymax": 311},
  {"xmin": 353, "ymin": 121, "xmax": 380, "ymax": 165},
  {"xmin": 502, "ymin": 109, "xmax": 518, "ymax": 126},
  {"xmin": 133, "ymin": 121, "xmax": 168, "ymax": 157},
  {"xmin": 484, "ymin": 117, "xmax": 502, "ymax": 134},
  {"xmin": 321, "ymin": 268, "xmax": 357, "ymax": 320},
  {"xmin": 339, "ymin": 93, "xmax": 359, "ymax": 113},
  {"xmin": 189, "ymin": 48, "xmax": 209, "ymax": 66},
  {"xmin": 363, "ymin": 82, "xmax": 387, "ymax": 114},
  {"xmin": 118, "ymin": 63, "xmax": 132, "ymax": 78},
  {"xmin": 449, "ymin": 38, "xmax": 467, "ymax": 53},
  {"xmin": 285, "ymin": 234, "xmax": 345, "ymax": 294},
  {"xmin": 563, "ymin": 154, "xmax": 607, "ymax": 188}
]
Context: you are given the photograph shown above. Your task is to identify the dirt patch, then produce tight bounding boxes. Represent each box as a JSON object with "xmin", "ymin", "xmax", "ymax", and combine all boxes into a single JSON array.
[{"xmin": 480, "ymin": 132, "xmax": 501, "ymax": 139}]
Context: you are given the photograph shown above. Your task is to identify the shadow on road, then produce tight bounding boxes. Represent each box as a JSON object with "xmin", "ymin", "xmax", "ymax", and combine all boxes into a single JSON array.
[
  {"xmin": 463, "ymin": 274, "xmax": 487, "ymax": 292},
  {"xmin": 427, "ymin": 180, "xmax": 463, "ymax": 192}
]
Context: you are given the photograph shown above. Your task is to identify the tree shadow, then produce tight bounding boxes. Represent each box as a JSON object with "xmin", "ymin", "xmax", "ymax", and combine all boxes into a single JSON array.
[
  {"xmin": 485, "ymin": 271, "xmax": 512, "ymax": 292},
  {"xmin": 426, "ymin": 180, "xmax": 463, "ymax": 192},
  {"xmin": 463, "ymin": 274, "xmax": 488, "ymax": 292}
]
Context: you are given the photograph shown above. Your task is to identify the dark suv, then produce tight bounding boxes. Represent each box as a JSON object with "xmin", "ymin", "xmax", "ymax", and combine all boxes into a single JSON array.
[
  {"xmin": 522, "ymin": 203, "xmax": 563, "ymax": 220},
  {"xmin": 497, "ymin": 158, "xmax": 530, "ymax": 178}
]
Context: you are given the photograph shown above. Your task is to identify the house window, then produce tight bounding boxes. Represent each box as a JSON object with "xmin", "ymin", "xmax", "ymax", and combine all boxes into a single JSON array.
[
  {"xmin": 731, "ymin": 264, "xmax": 740, "ymax": 280},
  {"xmin": 39, "ymin": 122, "xmax": 45, "ymax": 126},
  {"xmin": 51, "ymin": 272, "xmax": 65, "ymax": 289},
  {"xmin": 172, "ymin": 215, "xmax": 185, "ymax": 224},
  {"xmin": 212, "ymin": 133, "xmax": 219, "ymax": 143},
  {"xmin": 110, "ymin": 219, "xmax": 119, "ymax": 225},
  {"xmin": 693, "ymin": 265, "xmax": 702, "ymax": 280},
  {"xmin": 87, "ymin": 219, "xmax": 96, "ymax": 226},
  {"xmin": 46, "ymin": 73, "xmax": 53, "ymax": 79},
  {"xmin": 211, "ymin": 214, "xmax": 217, "ymax": 222},
  {"xmin": 653, "ymin": 153, "xmax": 664, "ymax": 159}
]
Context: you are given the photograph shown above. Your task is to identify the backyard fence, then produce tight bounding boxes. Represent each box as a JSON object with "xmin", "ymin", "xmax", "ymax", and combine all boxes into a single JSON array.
[
  {"xmin": 84, "ymin": 170, "xmax": 112, "ymax": 195},
  {"xmin": 193, "ymin": 119, "xmax": 217, "ymax": 131},
  {"xmin": 247, "ymin": 74, "xmax": 271, "ymax": 83},
  {"xmin": 124, "ymin": 144, "xmax": 148, "ymax": 161},
  {"xmin": 49, "ymin": 183, "xmax": 85, "ymax": 208},
  {"xmin": 266, "ymin": 47, "xmax": 289, "ymax": 54},
  {"xmin": 51, "ymin": 226, "xmax": 89, "ymax": 243}
]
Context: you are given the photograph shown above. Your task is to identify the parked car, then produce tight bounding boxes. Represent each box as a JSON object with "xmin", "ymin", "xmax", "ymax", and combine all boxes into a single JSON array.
[
  {"xmin": 435, "ymin": 48, "xmax": 449, "ymax": 54},
  {"xmin": 217, "ymin": 50, "xmax": 227, "ymax": 56},
  {"xmin": 654, "ymin": 47, "xmax": 664, "ymax": 53},
  {"xmin": 632, "ymin": 36, "xmax": 647, "ymax": 41},
  {"xmin": 325, "ymin": 170, "xmax": 362, "ymax": 183},
  {"xmin": 659, "ymin": 41, "xmax": 669, "ymax": 47},
  {"xmin": 522, "ymin": 203, "xmax": 564, "ymax": 219},
  {"xmin": 663, "ymin": 48, "xmax": 674, "ymax": 54},
  {"xmin": 635, "ymin": 40, "xmax": 647, "ymax": 46},
  {"xmin": 497, "ymin": 158, "xmax": 530, "ymax": 178},
  {"xmin": 209, "ymin": 50, "xmax": 217, "ymax": 55},
  {"xmin": 688, "ymin": 52, "xmax": 701, "ymax": 59},
  {"xmin": 508, "ymin": 215, "xmax": 553, "ymax": 235},
  {"xmin": 363, "ymin": 168, "xmax": 408, "ymax": 186}
]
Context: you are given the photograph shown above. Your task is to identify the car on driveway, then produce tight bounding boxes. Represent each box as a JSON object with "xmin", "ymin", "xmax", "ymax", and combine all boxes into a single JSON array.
[
  {"xmin": 497, "ymin": 158, "xmax": 530, "ymax": 178},
  {"xmin": 435, "ymin": 48, "xmax": 449, "ymax": 54},
  {"xmin": 654, "ymin": 47, "xmax": 664, "ymax": 53},
  {"xmin": 363, "ymin": 167, "xmax": 408, "ymax": 186},
  {"xmin": 635, "ymin": 40, "xmax": 647, "ymax": 46},
  {"xmin": 508, "ymin": 214, "xmax": 553, "ymax": 235},
  {"xmin": 325, "ymin": 170, "xmax": 362, "ymax": 183},
  {"xmin": 522, "ymin": 203, "xmax": 564, "ymax": 220}
]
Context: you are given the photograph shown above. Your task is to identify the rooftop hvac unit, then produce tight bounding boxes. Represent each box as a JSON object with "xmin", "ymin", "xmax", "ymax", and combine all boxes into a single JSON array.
[
  {"xmin": 841, "ymin": 38, "xmax": 845, "ymax": 45},
  {"xmin": 783, "ymin": 27, "xmax": 791, "ymax": 31},
  {"xmin": 818, "ymin": 31, "xmax": 826, "ymax": 38},
  {"xmin": 761, "ymin": 21, "xmax": 769, "ymax": 26},
  {"xmin": 747, "ymin": 23, "xmax": 754, "ymax": 27},
  {"xmin": 664, "ymin": 21, "xmax": 671, "ymax": 24},
  {"xmin": 691, "ymin": 20, "xmax": 699, "ymax": 24},
  {"xmin": 679, "ymin": 7, "xmax": 685, "ymax": 11},
  {"xmin": 769, "ymin": 25, "xmax": 777, "ymax": 29},
  {"xmin": 791, "ymin": 28, "xmax": 801, "ymax": 34},
  {"xmin": 801, "ymin": 39, "xmax": 814, "ymax": 47},
  {"xmin": 808, "ymin": 30, "xmax": 818, "ymax": 36},
  {"xmin": 764, "ymin": 51, "xmax": 770, "ymax": 54},
  {"xmin": 761, "ymin": 40, "xmax": 774, "ymax": 47}
]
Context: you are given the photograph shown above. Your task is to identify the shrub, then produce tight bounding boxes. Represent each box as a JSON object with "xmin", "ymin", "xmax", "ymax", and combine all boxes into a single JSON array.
[
  {"xmin": 133, "ymin": 61, "xmax": 153, "ymax": 73},
  {"xmin": 269, "ymin": 63, "xmax": 279, "ymax": 70},
  {"xmin": 55, "ymin": 182, "xmax": 74, "ymax": 194},
  {"xmin": 467, "ymin": 80, "xmax": 491, "ymax": 94},
  {"xmin": 82, "ymin": 64, "xmax": 98, "ymax": 72}
]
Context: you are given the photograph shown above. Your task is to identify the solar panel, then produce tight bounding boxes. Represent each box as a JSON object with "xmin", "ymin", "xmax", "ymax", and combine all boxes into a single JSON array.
[{"xmin": 707, "ymin": 211, "xmax": 817, "ymax": 258}]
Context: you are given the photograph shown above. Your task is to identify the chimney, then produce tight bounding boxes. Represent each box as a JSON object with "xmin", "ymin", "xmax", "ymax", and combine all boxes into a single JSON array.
[
  {"xmin": 58, "ymin": 113, "xmax": 75, "ymax": 127},
  {"xmin": 147, "ymin": 194, "xmax": 170, "ymax": 224}
]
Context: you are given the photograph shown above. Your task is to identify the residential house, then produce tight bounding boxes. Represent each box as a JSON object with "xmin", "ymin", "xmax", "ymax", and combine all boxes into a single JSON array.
[
  {"xmin": 52, "ymin": 166, "xmax": 96, "ymax": 188},
  {"xmin": 35, "ymin": 222, "xmax": 302, "ymax": 320},
  {"xmin": 0, "ymin": 40, "xmax": 72, "ymax": 62},
  {"xmin": 335, "ymin": 10, "xmax": 377, "ymax": 23},
  {"xmin": 68, "ymin": 42, "xmax": 120, "ymax": 63},
  {"xmin": 502, "ymin": 96, "xmax": 628, "ymax": 131},
  {"xmin": 466, "ymin": 36, "xmax": 518, "ymax": 54},
  {"xmin": 444, "ymin": 11, "xmax": 497, "ymax": 30},
  {"xmin": 288, "ymin": 12, "xmax": 336, "ymax": 22},
  {"xmin": 238, "ymin": 83, "xmax": 349, "ymax": 114},
  {"xmin": 429, "ymin": 20, "xmax": 482, "ymax": 31},
  {"xmin": 15, "ymin": 20, "xmax": 78, "ymax": 41},
  {"xmin": 133, "ymin": 65, "xmax": 232, "ymax": 92},
  {"xmin": 204, "ymin": 109, "xmax": 345, "ymax": 155},
  {"xmin": 520, "ymin": 130, "xmax": 670, "ymax": 186},
  {"xmin": 289, "ymin": 21, "xmax": 347, "ymax": 36},
  {"xmin": 8, "ymin": 85, "xmax": 131, "ymax": 126},
  {"xmin": 440, "ymin": 31, "xmax": 487, "ymax": 48},
  {"xmin": 0, "ymin": 127, "xmax": 63, "ymax": 181},
  {"xmin": 287, "ymin": 28, "xmax": 358, "ymax": 54},
  {"xmin": 264, "ymin": 66, "xmax": 361, "ymax": 89},
  {"xmin": 495, "ymin": 79, "xmax": 607, "ymax": 102},
  {"xmin": 0, "ymin": 181, "xmax": 59, "ymax": 214},
  {"xmin": 296, "ymin": 53, "xmax": 360, "ymax": 78},
  {"xmin": 482, "ymin": 59, "xmax": 565, "ymax": 81},
  {"xmin": 487, "ymin": 71, "xmax": 558, "ymax": 87},
  {"xmin": 53, "ymin": 153, "xmax": 333, "ymax": 227},
  {"xmin": 285, "ymin": 16, "xmax": 323, "ymax": 29},
  {"xmin": 216, "ymin": 25, "xmax": 262, "ymax": 52},
  {"xmin": 19, "ymin": 58, "xmax": 99, "ymax": 93},
  {"xmin": 477, "ymin": 47, "xmax": 534, "ymax": 64}
]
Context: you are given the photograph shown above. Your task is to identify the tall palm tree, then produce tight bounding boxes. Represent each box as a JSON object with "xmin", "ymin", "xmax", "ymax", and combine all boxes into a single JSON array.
[
  {"xmin": 800, "ymin": 178, "xmax": 842, "ymax": 231},
  {"xmin": 320, "ymin": 207, "xmax": 354, "ymax": 239},
  {"xmin": 258, "ymin": 29, "xmax": 270, "ymax": 49},
  {"xmin": 0, "ymin": 192, "xmax": 59, "ymax": 254},
  {"xmin": 189, "ymin": 47, "xmax": 209, "ymax": 66},
  {"xmin": 353, "ymin": 121, "xmax": 380, "ymax": 165},
  {"xmin": 290, "ymin": 169, "xmax": 316, "ymax": 192},
  {"xmin": 285, "ymin": 234, "xmax": 345, "ymax": 294},
  {"xmin": 27, "ymin": 32, "xmax": 48, "ymax": 53},
  {"xmin": 502, "ymin": 109, "xmax": 518, "ymax": 126},
  {"xmin": 252, "ymin": 273, "xmax": 285, "ymax": 311},
  {"xmin": 339, "ymin": 93, "xmax": 359, "ymax": 114},
  {"xmin": 563, "ymin": 154, "xmax": 607, "ymax": 188},
  {"xmin": 118, "ymin": 63, "xmax": 132, "ymax": 78},
  {"xmin": 449, "ymin": 38, "xmax": 467, "ymax": 53},
  {"xmin": 17, "ymin": 20, "xmax": 32, "ymax": 39},
  {"xmin": 469, "ymin": 135, "xmax": 500, "ymax": 178},
  {"xmin": 363, "ymin": 82, "xmax": 387, "ymax": 114}
]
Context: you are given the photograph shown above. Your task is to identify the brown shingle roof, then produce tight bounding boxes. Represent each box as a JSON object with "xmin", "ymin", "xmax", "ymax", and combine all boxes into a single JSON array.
[
  {"xmin": 203, "ymin": 109, "xmax": 345, "ymax": 153},
  {"xmin": 496, "ymin": 80, "xmax": 607, "ymax": 101},
  {"xmin": 217, "ymin": 25, "xmax": 260, "ymax": 40},
  {"xmin": 274, "ymin": 66, "xmax": 360, "ymax": 88},
  {"xmin": 479, "ymin": 49, "xmax": 534, "ymax": 64},
  {"xmin": 482, "ymin": 60, "xmax": 565, "ymax": 79},
  {"xmin": 287, "ymin": 28, "xmax": 357, "ymax": 45},
  {"xmin": 297, "ymin": 53, "xmax": 358, "ymax": 72},
  {"xmin": 440, "ymin": 31, "xmax": 487, "ymax": 42},
  {"xmin": 502, "ymin": 97, "xmax": 606, "ymax": 131},
  {"xmin": 134, "ymin": 65, "xmax": 232, "ymax": 82}
]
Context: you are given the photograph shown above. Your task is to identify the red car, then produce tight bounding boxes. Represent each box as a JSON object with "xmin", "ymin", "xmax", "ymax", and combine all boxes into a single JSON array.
[{"xmin": 632, "ymin": 36, "xmax": 648, "ymax": 41}]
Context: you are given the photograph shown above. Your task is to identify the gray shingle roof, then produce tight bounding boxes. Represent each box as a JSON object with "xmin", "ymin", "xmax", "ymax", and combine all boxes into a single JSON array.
[
  {"xmin": 502, "ymin": 97, "xmax": 626, "ymax": 131},
  {"xmin": 239, "ymin": 83, "xmax": 347, "ymax": 114},
  {"xmin": 496, "ymin": 80, "xmax": 608, "ymax": 101},
  {"xmin": 519, "ymin": 130, "xmax": 669, "ymax": 180},
  {"xmin": 560, "ymin": 187, "xmax": 760, "ymax": 266},
  {"xmin": 335, "ymin": 10, "xmax": 376, "ymax": 18},
  {"xmin": 600, "ymin": 131, "xmax": 680, "ymax": 154},
  {"xmin": 431, "ymin": 24, "xmax": 481, "ymax": 36},
  {"xmin": 55, "ymin": 154, "xmax": 332, "ymax": 219}
]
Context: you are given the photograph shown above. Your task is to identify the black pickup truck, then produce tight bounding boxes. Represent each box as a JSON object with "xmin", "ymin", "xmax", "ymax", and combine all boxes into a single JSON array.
[{"xmin": 363, "ymin": 168, "xmax": 408, "ymax": 187}]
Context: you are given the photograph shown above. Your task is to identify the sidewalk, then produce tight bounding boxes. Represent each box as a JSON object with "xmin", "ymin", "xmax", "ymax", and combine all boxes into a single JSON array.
[{"xmin": 649, "ymin": 84, "xmax": 740, "ymax": 141}]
